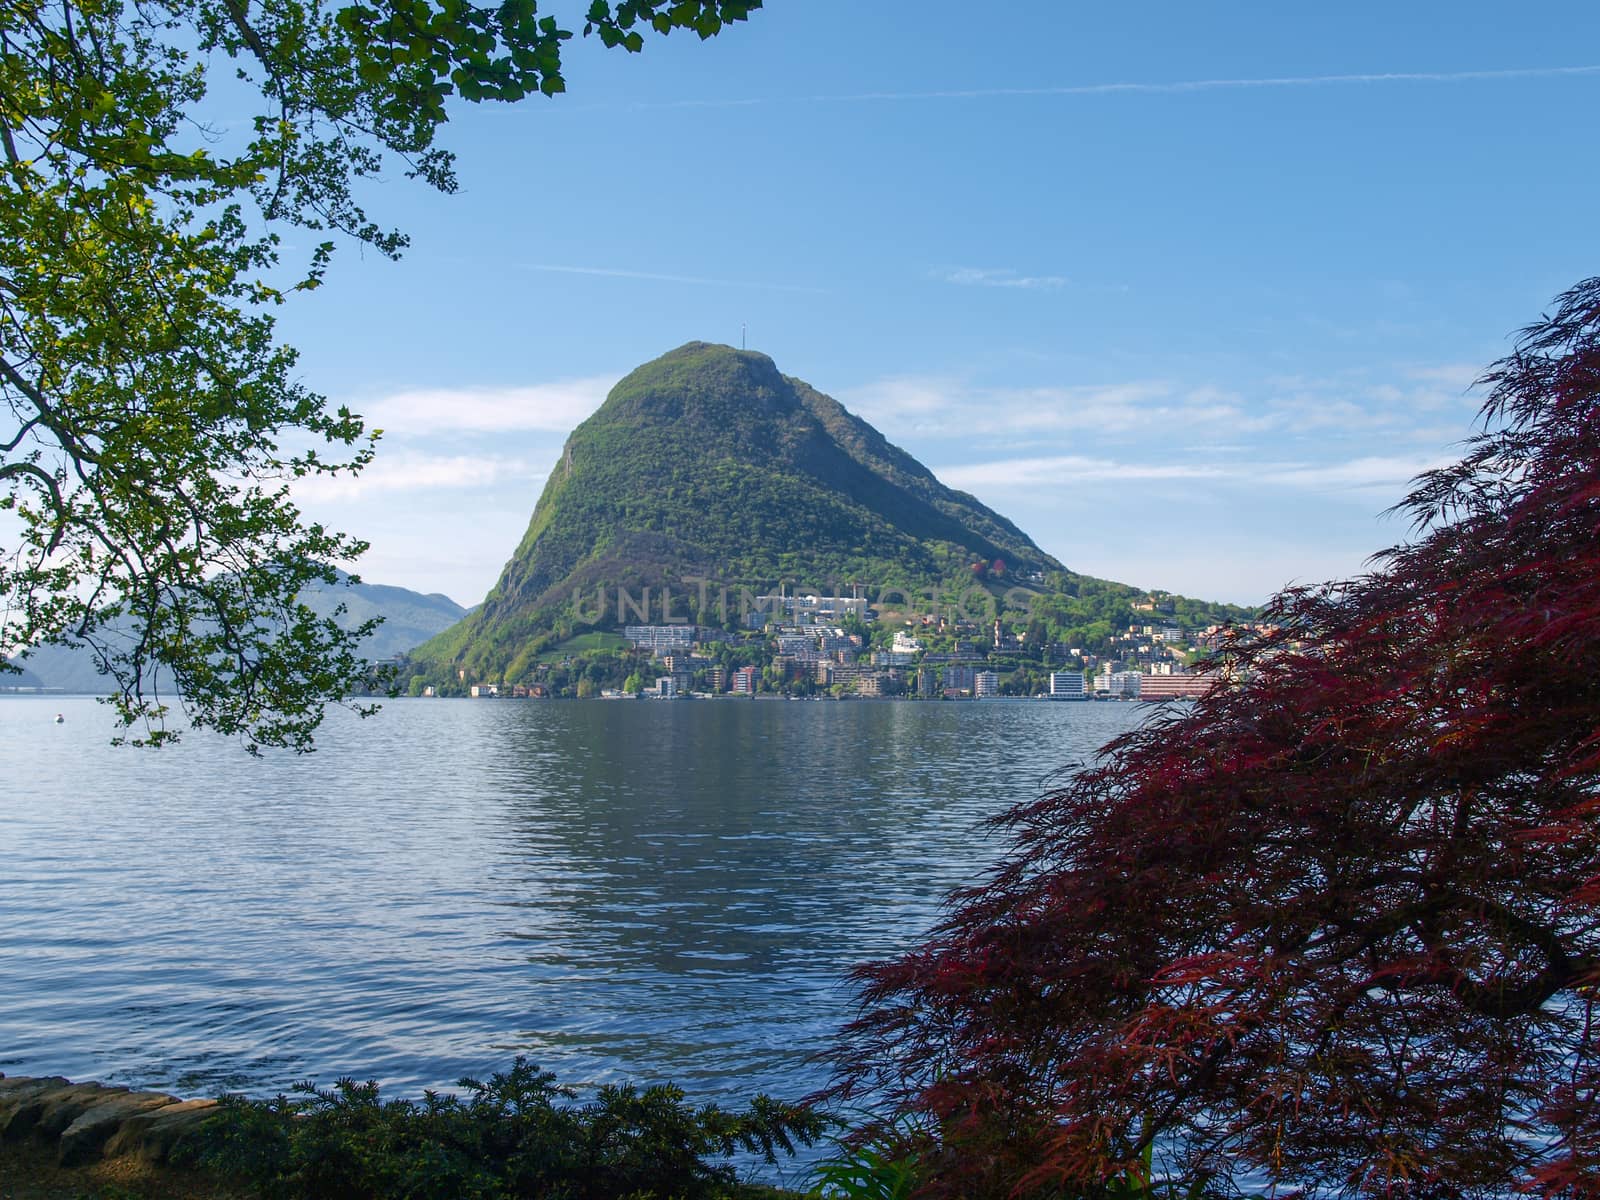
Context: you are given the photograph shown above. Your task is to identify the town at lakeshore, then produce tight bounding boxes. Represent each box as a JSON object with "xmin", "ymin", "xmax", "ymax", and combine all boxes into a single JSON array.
[{"xmin": 410, "ymin": 589, "xmax": 1276, "ymax": 703}]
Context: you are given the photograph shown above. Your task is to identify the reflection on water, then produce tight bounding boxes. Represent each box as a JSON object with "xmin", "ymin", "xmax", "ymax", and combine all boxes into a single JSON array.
[{"xmin": 0, "ymin": 695, "xmax": 1144, "ymax": 1109}]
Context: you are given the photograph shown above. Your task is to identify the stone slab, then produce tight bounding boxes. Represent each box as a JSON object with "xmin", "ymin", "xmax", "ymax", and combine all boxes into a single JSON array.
[
  {"xmin": 102, "ymin": 1099, "xmax": 221, "ymax": 1165},
  {"xmin": 31, "ymin": 1088, "xmax": 132, "ymax": 1139},
  {"xmin": 58, "ymin": 1091, "xmax": 181, "ymax": 1166},
  {"xmin": 0, "ymin": 1080, "xmax": 80, "ymax": 1140},
  {"xmin": 0, "ymin": 1077, "xmax": 69, "ymax": 1121}
]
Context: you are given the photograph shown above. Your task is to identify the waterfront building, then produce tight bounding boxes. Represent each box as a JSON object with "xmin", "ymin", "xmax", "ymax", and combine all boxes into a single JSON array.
[
  {"xmin": 1049, "ymin": 671, "xmax": 1087, "ymax": 699},
  {"xmin": 731, "ymin": 665, "xmax": 758, "ymax": 695},
  {"xmin": 944, "ymin": 664, "xmax": 978, "ymax": 693},
  {"xmin": 1138, "ymin": 672, "xmax": 1210, "ymax": 700},
  {"xmin": 818, "ymin": 663, "xmax": 870, "ymax": 689},
  {"xmin": 1093, "ymin": 670, "xmax": 1143, "ymax": 699},
  {"xmin": 975, "ymin": 670, "xmax": 1000, "ymax": 698}
]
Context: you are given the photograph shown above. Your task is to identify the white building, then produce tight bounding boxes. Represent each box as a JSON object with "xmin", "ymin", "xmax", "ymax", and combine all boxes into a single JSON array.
[
  {"xmin": 755, "ymin": 594, "xmax": 869, "ymax": 623},
  {"xmin": 974, "ymin": 670, "xmax": 1000, "ymax": 698},
  {"xmin": 892, "ymin": 630, "xmax": 924, "ymax": 654},
  {"xmin": 1093, "ymin": 670, "xmax": 1142, "ymax": 699},
  {"xmin": 1048, "ymin": 671, "xmax": 1087, "ymax": 699},
  {"xmin": 624, "ymin": 625, "xmax": 695, "ymax": 651}
]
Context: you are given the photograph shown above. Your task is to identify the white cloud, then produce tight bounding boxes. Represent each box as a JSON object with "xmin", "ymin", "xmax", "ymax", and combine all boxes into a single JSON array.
[
  {"xmin": 1403, "ymin": 362, "xmax": 1484, "ymax": 390},
  {"xmin": 839, "ymin": 377, "xmax": 969, "ymax": 424},
  {"xmin": 841, "ymin": 376, "xmax": 1245, "ymax": 439},
  {"xmin": 1261, "ymin": 390, "xmax": 1400, "ymax": 430},
  {"xmin": 997, "ymin": 386, "xmax": 1248, "ymax": 434},
  {"xmin": 357, "ymin": 377, "xmax": 615, "ymax": 436},
  {"xmin": 935, "ymin": 451, "xmax": 1452, "ymax": 499},
  {"xmin": 842, "ymin": 360, "xmax": 1485, "ymax": 458},
  {"xmin": 934, "ymin": 267, "xmax": 1067, "ymax": 290},
  {"xmin": 293, "ymin": 451, "xmax": 544, "ymax": 502},
  {"xmin": 1262, "ymin": 361, "xmax": 1488, "ymax": 425},
  {"xmin": 936, "ymin": 455, "xmax": 1230, "ymax": 490},
  {"xmin": 518, "ymin": 263, "xmax": 827, "ymax": 294},
  {"xmin": 1258, "ymin": 454, "xmax": 1454, "ymax": 493}
]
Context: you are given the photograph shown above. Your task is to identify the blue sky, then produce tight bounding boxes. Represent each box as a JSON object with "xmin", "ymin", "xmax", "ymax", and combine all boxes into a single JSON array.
[{"xmin": 273, "ymin": 1, "xmax": 1600, "ymax": 607}]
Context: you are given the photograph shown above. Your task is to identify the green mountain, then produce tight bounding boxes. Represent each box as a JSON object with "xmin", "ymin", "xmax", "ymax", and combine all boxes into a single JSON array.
[{"xmin": 417, "ymin": 341, "xmax": 1083, "ymax": 678}]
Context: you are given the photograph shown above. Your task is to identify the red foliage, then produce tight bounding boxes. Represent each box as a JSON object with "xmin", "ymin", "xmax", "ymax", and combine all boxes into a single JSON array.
[{"xmin": 834, "ymin": 279, "xmax": 1600, "ymax": 1198}]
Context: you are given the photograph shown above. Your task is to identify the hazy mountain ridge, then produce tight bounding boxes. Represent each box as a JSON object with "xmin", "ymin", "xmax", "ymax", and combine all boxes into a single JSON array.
[{"xmin": 4, "ymin": 575, "xmax": 466, "ymax": 694}]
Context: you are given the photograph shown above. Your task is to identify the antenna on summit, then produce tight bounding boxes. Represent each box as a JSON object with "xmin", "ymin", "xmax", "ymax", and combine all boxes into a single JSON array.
[{"xmin": 741, "ymin": 323, "xmax": 746, "ymax": 351}]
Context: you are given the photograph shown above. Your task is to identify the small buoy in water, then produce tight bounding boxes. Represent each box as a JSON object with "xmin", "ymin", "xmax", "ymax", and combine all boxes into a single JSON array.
[{"xmin": 54, "ymin": 713, "xmax": 64, "ymax": 723}]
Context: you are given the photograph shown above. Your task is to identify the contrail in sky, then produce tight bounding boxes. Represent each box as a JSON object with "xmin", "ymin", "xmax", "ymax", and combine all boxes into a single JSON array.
[
  {"xmin": 626, "ymin": 63, "xmax": 1600, "ymax": 110},
  {"xmin": 520, "ymin": 263, "xmax": 826, "ymax": 294}
]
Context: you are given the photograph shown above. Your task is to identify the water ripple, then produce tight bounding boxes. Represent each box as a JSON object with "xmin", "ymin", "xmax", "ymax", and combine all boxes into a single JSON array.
[{"xmin": 0, "ymin": 694, "xmax": 1143, "ymax": 1106}]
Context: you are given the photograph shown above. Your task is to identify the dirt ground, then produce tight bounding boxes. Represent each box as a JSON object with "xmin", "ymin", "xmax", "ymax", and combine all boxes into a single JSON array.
[{"xmin": 0, "ymin": 1141, "xmax": 249, "ymax": 1200}]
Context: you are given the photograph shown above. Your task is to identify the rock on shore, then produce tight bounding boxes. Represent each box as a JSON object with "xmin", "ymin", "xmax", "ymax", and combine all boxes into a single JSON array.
[{"xmin": 0, "ymin": 1072, "xmax": 218, "ymax": 1167}]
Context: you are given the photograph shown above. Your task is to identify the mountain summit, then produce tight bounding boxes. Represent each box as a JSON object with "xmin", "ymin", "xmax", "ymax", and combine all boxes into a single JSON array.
[{"xmin": 418, "ymin": 342, "xmax": 1066, "ymax": 674}]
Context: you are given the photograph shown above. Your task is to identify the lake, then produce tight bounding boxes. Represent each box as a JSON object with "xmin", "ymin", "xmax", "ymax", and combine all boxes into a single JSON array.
[{"xmin": 1, "ymin": 695, "xmax": 1145, "ymax": 1135}]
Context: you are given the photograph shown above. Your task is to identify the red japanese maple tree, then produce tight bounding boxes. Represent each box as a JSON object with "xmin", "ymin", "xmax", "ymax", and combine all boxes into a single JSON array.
[{"xmin": 835, "ymin": 278, "xmax": 1600, "ymax": 1198}]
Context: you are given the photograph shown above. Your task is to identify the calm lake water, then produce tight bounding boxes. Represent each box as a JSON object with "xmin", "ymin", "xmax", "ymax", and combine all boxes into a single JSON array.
[{"xmin": 1, "ymin": 695, "xmax": 1145, "ymax": 1131}]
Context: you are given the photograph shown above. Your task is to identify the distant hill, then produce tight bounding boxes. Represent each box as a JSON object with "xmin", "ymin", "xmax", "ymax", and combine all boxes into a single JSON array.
[
  {"xmin": 413, "ymin": 341, "xmax": 1240, "ymax": 682},
  {"xmin": 298, "ymin": 574, "xmax": 467, "ymax": 658},
  {"xmin": 3, "ymin": 575, "xmax": 465, "ymax": 694}
]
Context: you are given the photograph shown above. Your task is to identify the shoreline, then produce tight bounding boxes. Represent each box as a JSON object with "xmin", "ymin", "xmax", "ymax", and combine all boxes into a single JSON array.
[{"xmin": 0, "ymin": 1070, "xmax": 810, "ymax": 1200}]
